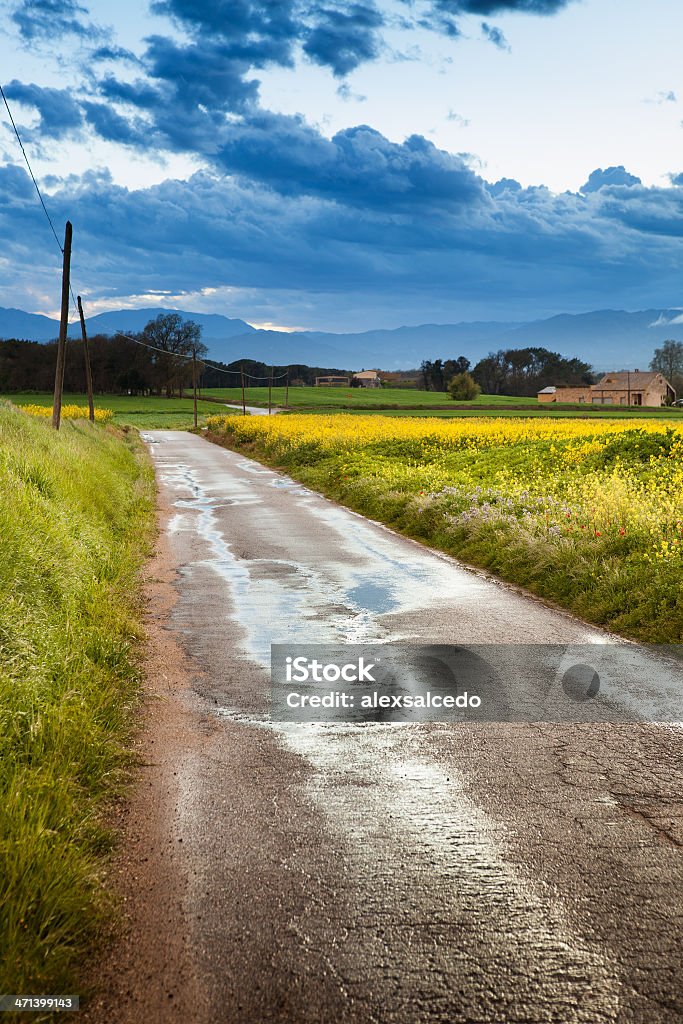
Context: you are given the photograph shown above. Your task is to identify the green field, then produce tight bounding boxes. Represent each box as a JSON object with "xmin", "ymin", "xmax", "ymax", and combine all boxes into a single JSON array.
[
  {"xmin": 341, "ymin": 405, "xmax": 683, "ymax": 419},
  {"xmin": 203, "ymin": 385, "xmax": 537, "ymax": 409},
  {"xmin": 204, "ymin": 385, "xmax": 683, "ymax": 419},
  {"xmin": 0, "ymin": 403, "xmax": 155, "ymax": 995},
  {"xmin": 4, "ymin": 389, "xmax": 682, "ymax": 426},
  {"xmin": 1, "ymin": 392, "xmax": 223, "ymax": 428}
]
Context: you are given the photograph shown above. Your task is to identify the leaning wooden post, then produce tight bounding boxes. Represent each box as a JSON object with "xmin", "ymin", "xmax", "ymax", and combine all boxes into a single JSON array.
[
  {"xmin": 241, "ymin": 363, "xmax": 246, "ymax": 416},
  {"xmin": 52, "ymin": 220, "xmax": 72, "ymax": 430},
  {"xmin": 77, "ymin": 295, "xmax": 95, "ymax": 422},
  {"xmin": 192, "ymin": 346, "xmax": 198, "ymax": 429},
  {"xmin": 285, "ymin": 371, "xmax": 289, "ymax": 409},
  {"xmin": 268, "ymin": 367, "xmax": 273, "ymax": 416}
]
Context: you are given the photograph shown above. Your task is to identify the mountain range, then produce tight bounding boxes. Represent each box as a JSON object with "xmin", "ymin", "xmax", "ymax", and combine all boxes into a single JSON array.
[{"xmin": 1, "ymin": 305, "xmax": 682, "ymax": 372}]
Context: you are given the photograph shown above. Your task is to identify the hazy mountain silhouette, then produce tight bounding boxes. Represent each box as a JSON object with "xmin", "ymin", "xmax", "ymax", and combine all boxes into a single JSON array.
[{"xmin": 1, "ymin": 305, "xmax": 682, "ymax": 371}]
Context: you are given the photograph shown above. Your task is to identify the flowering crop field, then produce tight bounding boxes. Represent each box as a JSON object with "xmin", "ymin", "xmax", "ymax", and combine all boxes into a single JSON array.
[
  {"xmin": 23, "ymin": 403, "xmax": 113, "ymax": 423},
  {"xmin": 207, "ymin": 413, "xmax": 683, "ymax": 642}
]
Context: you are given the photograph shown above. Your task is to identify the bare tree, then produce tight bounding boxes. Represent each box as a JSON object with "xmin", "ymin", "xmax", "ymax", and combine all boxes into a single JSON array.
[{"xmin": 141, "ymin": 314, "xmax": 207, "ymax": 397}]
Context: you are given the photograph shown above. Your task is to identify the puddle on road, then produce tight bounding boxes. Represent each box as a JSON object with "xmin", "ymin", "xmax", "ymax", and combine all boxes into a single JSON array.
[
  {"xmin": 153, "ymin": 453, "xmax": 489, "ymax": 665},
  {"xmin": 346, "ymin": 578, "xmax": 400, "ymax": 614},
  {"xmin": 148, "ymin": 434, "xmax": 625, "ymax": 1019}
]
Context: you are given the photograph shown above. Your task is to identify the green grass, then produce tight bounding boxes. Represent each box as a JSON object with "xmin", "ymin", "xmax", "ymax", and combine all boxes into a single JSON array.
[
  {"xmin": 5, "ymin": 389, "xmax": 682, "ymax": 424},
  {"xmin": 0, "ymin": 402, "xmax": 155, "ymax": 999},
  {"xmin": 316, "ymin": 405, "xmax": 683, "ymax": 419},
  {"xmin": 204, "ymin": 385, "xmax": 683, "ymax": 418},
  {"xmin": 203, "ymin": 385, "xmax": 539, "ymax": 409},
  {"xmin": 1, "ymin": 392, "xmax": 223, "ymax": 429}
]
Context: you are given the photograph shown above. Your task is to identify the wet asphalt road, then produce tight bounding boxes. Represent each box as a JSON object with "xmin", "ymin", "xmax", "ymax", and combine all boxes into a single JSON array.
[{"xmin": 142, "ymin": 430, "xmax": 683, "ymax": 1024}]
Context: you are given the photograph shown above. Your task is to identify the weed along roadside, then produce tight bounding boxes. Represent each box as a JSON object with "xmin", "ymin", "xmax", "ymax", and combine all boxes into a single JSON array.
[
  {"xmin": 204, "ymin": 413, "xmax": 683, "ymax": 644},
  {"xmin": 0, "ymin": 401, "xmax": 155, "ymax": 999}
]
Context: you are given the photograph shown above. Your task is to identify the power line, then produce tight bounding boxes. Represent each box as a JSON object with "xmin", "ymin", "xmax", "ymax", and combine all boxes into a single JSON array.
[
  {"xmin": 0, "ymin": 82, "xmax": 64, "ymax": 254},
  {"xmin": 113, "ymin": 330, "xmax": 289, "ymax": 380},
  {"xmin": 0, "ymin": 82, "xmax": 288, "ymax": 379}
]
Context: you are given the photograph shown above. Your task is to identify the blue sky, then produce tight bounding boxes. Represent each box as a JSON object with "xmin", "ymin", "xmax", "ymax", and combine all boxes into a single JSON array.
[{"xmin": 1, "ymin": 0, "xmax": 682, "ymax": 331}]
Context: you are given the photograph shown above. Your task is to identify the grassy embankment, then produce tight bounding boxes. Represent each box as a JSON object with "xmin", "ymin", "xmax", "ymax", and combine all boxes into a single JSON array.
[
  {"xmin": 206, "ymin": 413, "xmax": 683, "ymax": 643},
  {"xmin": 0, "ymin": 402, "xmax": 155, "ymax": 996}
]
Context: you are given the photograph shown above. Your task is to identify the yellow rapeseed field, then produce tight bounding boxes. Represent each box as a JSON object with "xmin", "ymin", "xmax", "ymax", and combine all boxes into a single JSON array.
[
  {"xmin": 208, "ymin": 410, "xmax": 682, "ymax": 450},
  {"xmin": 23, "ymin": 404, "xmax": 113, "ymax": 423},
  {"xmin": 207, "ymin": 413, "xmax": 683, "ymax": 640}
]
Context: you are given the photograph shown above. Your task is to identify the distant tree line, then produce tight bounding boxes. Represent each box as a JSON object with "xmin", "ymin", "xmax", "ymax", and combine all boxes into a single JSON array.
[
  {"xmin": 421, "ymin": 348, "xmax": 594, "ymax": 397},
  {"xmin": 0, "ymin": 314, "xmax": 353, "ymax": 395},
  {"xmin": 200, "ymin": 360, "xmax": 352, "ymax": 389}
]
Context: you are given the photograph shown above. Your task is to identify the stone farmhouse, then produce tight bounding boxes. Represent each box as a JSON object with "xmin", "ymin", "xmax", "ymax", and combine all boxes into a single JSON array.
[
  {"xmin": 538, "ymin": 371, "xmax": 675, "ymax": 407},
  {"xmin": 352, "ymin": 370, "xmax": 383, "ymax": 388}
]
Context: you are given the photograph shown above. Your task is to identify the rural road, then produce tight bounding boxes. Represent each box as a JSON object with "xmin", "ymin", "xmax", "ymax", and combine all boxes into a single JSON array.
[
  {"xmin": 222, "ymin": 402, "xmax": 282, "ymax": 415},
  {"xmin": 89, "ymin": 431, "xmax": 683, "ymax": 1024}
]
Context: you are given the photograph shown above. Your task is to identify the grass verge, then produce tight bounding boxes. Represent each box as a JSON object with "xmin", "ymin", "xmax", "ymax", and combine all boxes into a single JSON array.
[
  {"xmin": 205, "ymin": 414, "xmax": 683, "ymax": 644},
  {"xmin": 0, "ymin": 401, "xmax": 155, "ymax": 998}
]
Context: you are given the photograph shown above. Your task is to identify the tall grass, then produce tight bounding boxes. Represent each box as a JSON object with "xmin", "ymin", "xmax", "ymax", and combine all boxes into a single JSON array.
[{"xmin": 0, "ymin": 402, "xmax": 155, "ymax": 994}]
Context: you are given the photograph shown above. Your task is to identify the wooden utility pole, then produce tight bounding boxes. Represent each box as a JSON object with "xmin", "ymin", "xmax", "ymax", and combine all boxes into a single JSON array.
[
  {"xmin": 77, "ymin": 295, "xmax": 95, "ymax": 422},
  {"xmin": 268, "ymin": 367, "xmax": 273, "ymax": 416},
  {"xmin": 241, "ymin": 363, "xmax": 246, "ymax": 416},
  {"xmin": 285, "ymin": 371, "xmax": 289, "ymax": 409},
  {"xmin": 192, "ymin": 346, "xmax": 198, "ymax": 429},
  {"xmin": 52, "ymin": 220, "xmax": 72, "ymax": 430}
]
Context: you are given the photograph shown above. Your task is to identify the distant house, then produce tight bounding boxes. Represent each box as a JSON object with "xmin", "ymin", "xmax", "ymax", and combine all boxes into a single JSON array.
[
  {"xmin": 315, "ymin": 375, "xmax": 350, "ymax": 387},
  {"xmin": 538, "ymin": 372, "xmax": 675, "ymax": 407},
  {"xmin": 352, "ymin": 370, "xmax": 382, "ymax": 388}
]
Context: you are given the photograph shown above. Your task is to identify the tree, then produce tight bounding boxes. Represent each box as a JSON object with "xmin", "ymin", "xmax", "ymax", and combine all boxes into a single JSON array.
[
  {"xmin": 141, "ymin": 313, "xmax": 206, "ymax": 397},
  {"xmin": 420, "ymin": 356, "xmax": 469, "ymax": 391},
  {"xmin": 472, "ymin": 347, "xmax": 593, "ymax": 397},
  {"xmin": 420, "ymin": 359, "xmax": 434, "ymax": 390},
  {"xmin": 650, "ymin": 339, "xmax": 683, "ymax": 399},
  {"xmin": 448, "ymin": 372, "xmax": 481, "ymax": 401},
  {"xmin": 471, "ymin": 352, "xmax": 506, "ymax": 394}
]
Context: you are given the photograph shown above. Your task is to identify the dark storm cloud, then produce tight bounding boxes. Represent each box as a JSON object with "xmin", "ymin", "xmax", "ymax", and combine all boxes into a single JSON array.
[
  {"xmin": 90, "ymin": 44, "xmax": 139, "ymax": 64},
  {"xmin": 214, "ymin": 115, "xmax": 485, "ymax": 208},
  {"xmin": 486, "ymin": 177, "xmax": 522, "ymax": 195},
  {"xmin": 408, "ymin": 0, "xmax": 574, "ymax": 37},
  {"xmin": 2, "ymin": 0, "xmax": 576, "ymax": 162},
  {"xmin": 149, "ymin": 0, "xmax": 300, "ymax": 56},
  {"xmin": 148, "ymin": 0, "xmax": 385, "ymax": 78},
  {"xmin": 462, "ymin": 0, "xmax": 570, "ymax": 11},
  {"xmin": 2, "ymin": 158, "xmax": 682, "ymax": 322},
  {"xmin": 0, "ymin": 162, "xmax": 35, "ymax": 200},
  {"xmin": 141, "ymin": 35, "xmax": 260, "ymax": 111},
  {"xmin": 2, "ymin": 0, "xmax": 678, "ymax": 323},
  {"xmin": 88, "ymin": 35, "xmax": 262, "ymax": 153},
  {"xmin": 10, "ymin": 0, "xmax": 90, "ymax": 40},
  {"xmin": 80, "ymin": 101, "xmax": 151, "ymax": 147},
  {"xmin": 303, "ymin": 4, "xmax": 385, "ymax": 76},
  {"xmin": 2, "ymin": 80, "xmax": 83, "ymax": 139},
  {"xmin": 580, "ymin": 166, "xmax": 642, "ymax": 194}
]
